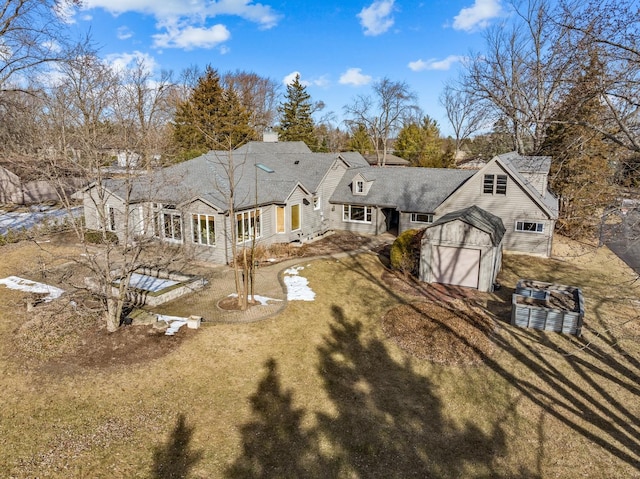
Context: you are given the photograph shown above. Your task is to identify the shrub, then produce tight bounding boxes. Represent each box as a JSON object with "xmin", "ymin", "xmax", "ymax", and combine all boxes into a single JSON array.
[
  {"xmin": 84, "ymin": 229, "xmax": 119, "ymax": 245},
  {"xmin": 390, "ymin": 228, "xmax": 424, "ymax": 276}
]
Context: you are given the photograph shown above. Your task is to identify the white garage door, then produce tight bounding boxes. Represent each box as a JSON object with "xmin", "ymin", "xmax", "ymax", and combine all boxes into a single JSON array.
[{"xmin": 432, "ymin": 246, "xmax": 480, "ymax": 289}]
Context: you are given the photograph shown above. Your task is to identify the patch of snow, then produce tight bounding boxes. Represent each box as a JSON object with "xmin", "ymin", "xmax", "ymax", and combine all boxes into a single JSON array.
[
  {"xmin": 228, "ymin": 293, "xmax": 282, "ymax": 306},
  {"xmin": 156, "ymin": 314, "xmax": 189, "ymax": 336},
  {"xmin": 283, "ymin": 266, "xmax": 315, "ymax": 301},
  {"xmin": 0, "ymin": 276, "xmax": 64, "ymax": 301},
  {"xmin": 0, "ymin": 206, "xmax": 83, "ymax": 235}
]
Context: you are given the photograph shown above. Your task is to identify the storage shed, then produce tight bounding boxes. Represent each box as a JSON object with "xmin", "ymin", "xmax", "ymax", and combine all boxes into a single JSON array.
[{"xmin": 419, "ymin": 205, "xmax": 505, "ymax": 291}]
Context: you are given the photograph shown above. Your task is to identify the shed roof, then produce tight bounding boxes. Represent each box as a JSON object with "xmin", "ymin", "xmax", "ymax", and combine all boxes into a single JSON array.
[{"xmin": 429, "ymin": 205, "xmax": 506, "ymax": 246}]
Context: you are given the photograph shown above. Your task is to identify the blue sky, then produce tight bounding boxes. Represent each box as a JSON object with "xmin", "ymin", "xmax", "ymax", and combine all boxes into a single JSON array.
[{"xmin": 65, "ymin": 0, "xmax": 510, "ymax": 135}]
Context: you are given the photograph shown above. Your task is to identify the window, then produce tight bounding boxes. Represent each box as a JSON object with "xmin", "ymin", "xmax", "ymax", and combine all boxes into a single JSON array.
[
  {"xmin": 162, "ymin": 211, "xmax": 182, "ymax": 242},
  {"xmin": 290, "ymin": 203, "xmax": 301, "ymax": 231},
  {"xmin": 343, "ymin": 204, "xmax": 372, "ymax": 223},
  {"xmin": 192, "ymin": 214, "xmax": 215, "ymax": 246},
  {"xmin": 411, "ymin": 213, "xmax": 433, "ymax": 224},
  {"xmin": 355, "ymin": 180, "xmax": 364, "ymax": 194},
  {"xmin": 276, "ymin": 206, "xmax": 285, "ymax": 233},
  {"xmin": 106, "ymin": 205, "xmax": 116, "ymax": 231},
  {"xmin": 516, "ymin": 221, "xmax": 544, "ymax": 233},
  {"xmin": 236, "ymin": 209, "xmax": 262, "ymax": 243},
  {"xmin": 313, "ymin": 195, "xmax": 320, "ymax": 210},
  {"xmin": 483, "ymin": 174, "xmax": 507, "ymax": 194}
]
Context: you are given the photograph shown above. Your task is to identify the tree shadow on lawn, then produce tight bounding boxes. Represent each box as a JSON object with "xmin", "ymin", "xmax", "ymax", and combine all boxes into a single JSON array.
[
  {"xmin": 227, "ymin": 305, "xmax": 522, "ymax": 478},
  {"xmin": 152, "ymin": 413, "xmax": 203, "ymax": 479}
]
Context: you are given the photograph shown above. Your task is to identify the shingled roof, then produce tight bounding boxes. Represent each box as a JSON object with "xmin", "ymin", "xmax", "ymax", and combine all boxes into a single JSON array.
[
  {"xmin": 330, "ymin": 166, "xmax": 475, "ymax": 213},
  {"xmin": 428, "ymin": 205, "xmax": 506, "ymax": 246}
]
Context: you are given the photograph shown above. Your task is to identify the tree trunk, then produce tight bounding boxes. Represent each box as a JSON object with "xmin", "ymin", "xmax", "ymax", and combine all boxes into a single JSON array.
[{"xmin": 105, "ymin": 297, "xmax": 120, "ymax": 332}]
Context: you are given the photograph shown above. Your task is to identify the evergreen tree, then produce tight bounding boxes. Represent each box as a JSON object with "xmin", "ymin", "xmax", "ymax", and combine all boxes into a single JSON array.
[
  {"xmin": 173, "ymin": 66, "xmax": 255, "ymax": 159},
  {"xmin": 347, "ymin": 123, "xmax": 374, "ymax": 154},
  {"xmin": 542, "ymin": 50, "xmax": 616, "ymax": 237},
  {"xmin": 277, "ymin": 74, "xmax": 318, "ymax": 150},
  {"xmin": 394, "ymin": 116, "xmax": 449, "ymax": 167}
]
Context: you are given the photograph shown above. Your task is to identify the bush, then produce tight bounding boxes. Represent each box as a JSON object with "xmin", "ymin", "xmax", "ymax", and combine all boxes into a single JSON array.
[
  {"xmin": 390, "ymin": 228, "xmax": 424, "ymax": 276},
  {"xmin": 84, "ymin": 229, "xmax": 119, "ymax": 245}
]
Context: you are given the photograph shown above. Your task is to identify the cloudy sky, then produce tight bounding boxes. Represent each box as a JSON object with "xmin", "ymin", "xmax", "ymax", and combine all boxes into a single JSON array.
[{"xmin": 66, "ymin": 0, "xmax": 510, "ymax": 134}]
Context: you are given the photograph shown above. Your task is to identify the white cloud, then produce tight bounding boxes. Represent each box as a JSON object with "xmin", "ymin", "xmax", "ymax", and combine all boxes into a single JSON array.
[
  {"xmin": 117, "ymin": 26, "xmax": 133, "ymax": 40},
  {"xmin": 79, "ymin": 0, "xmax": 282, "ymax": 29},
  {"xmin": 453, "ymin": 0, "xmax": 503, "ymax": 32},
  {"xmin": 105, "ymin": 51, "xmax": 158, "ymax": 73},
  {"xmin": 42, "ymin": 40, "xmax": 62, "ymax": 53},
  {"xmin": 283, "ymin": 71, "xmax": 304, "ymax": 86},
  {"xmin": 357, "ymin": 0, "xmax": 395, "ymax": 36},
  {"xmin": 282, "ymin": 72, "xmax": 328, "ymax": 88},
  {"xmin": 408, "ymin": 55, "xmax": 465, "ymax": 71},
  {"xmin": 152, "ymin": 24, "xmax": 231, "ymax": 50},
  {"xmin": 339, "ymin": 68, "xmax": 372, "ymax": 86}
]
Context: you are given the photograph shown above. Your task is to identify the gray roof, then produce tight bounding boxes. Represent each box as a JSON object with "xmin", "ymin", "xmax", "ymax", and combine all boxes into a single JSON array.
[
  {"xmin": 104, "ymin": 142, "xmax": 367, "ymax": 211},
  {"xmin": 429, "ymin": 205, "xmax": 506, "ymax": 246},
  {"xmin": 363, "ymin": 153, "xmax": 410, "ymax": 166},
  {"xmin": 497, "ymin": 151, "xmax": 551, "ymax": 174},
  {"xmin": 496, "ymin": 152, "xmax": 559, "ymax": 216},
  {"xmin": 330, "ymin": 166, "xmax": 475, "ymax": 212}
]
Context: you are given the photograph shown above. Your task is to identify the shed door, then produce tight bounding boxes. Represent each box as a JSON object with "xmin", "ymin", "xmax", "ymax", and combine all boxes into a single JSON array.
[{"xmin": 432, "ymin": 246, "xmax": 480, "ymax": 289}]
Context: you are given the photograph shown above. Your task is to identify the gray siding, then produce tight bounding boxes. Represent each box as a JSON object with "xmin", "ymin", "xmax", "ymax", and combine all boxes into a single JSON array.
[
  {"xmin": 438, "ymin": 162, "xmax": 554, "ymax": 256},
  {"xmin": 183, "ymin": 200, "xmax": 227, "ymax": 264},
  {"xmin": 319, "ymin": 160, "xmax": 348, "ymax": 233}
]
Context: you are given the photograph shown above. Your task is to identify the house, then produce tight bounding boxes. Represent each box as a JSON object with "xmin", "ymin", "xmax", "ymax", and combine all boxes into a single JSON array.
[
  {"xmin": 0, "ymin": 159, "xmax": 85, "ymax": 205},
  {"xmin": 79, "ymin": 141, "xmax": 558, "ymax": 270}
]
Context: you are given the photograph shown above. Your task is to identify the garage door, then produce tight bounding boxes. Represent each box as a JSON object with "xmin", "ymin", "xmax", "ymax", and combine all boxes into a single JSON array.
[{"xmin": 432, "ymin": 246, "xmax": 480, "ymax": 289}]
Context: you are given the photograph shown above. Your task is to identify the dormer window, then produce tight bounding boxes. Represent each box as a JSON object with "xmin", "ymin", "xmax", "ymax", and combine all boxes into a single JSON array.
[{"xmin": 355, "ymin": 180, "xmax": 364, "ymax": 194}]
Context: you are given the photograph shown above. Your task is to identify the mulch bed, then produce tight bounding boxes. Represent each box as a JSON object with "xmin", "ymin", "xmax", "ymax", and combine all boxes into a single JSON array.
[{"xmin": 381, "ymin": 300, "xmax": 496, "ymax": 366}]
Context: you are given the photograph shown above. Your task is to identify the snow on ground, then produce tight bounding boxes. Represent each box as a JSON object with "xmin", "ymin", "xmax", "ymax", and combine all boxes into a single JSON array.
[
  {"xmin": 156, "ymin": 314, "xmax": 188, "ymax": 336},
  {"xmin": 0, "ymin": 276, "xmax": 65, "ymax": 301},
  {"xmin": 119, "ymin": 273, "xmax": 179, "ymax": 292},
  {"xmin": 283, "ymin": 265, "xmax": 315, "ymax": 301},
  {"xmin": 0, "ymin": 206, "xmax": 83, "ymax": 235},
  {"xmin": 227, "ymin": 293, "xmax": 282, "ymax": 305}
]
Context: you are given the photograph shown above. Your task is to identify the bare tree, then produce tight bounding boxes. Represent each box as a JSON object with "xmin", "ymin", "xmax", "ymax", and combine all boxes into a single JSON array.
[
  {"xmin": 440, "ymin": 82, "xmax": 489, "ymax": 158},
  {"xmin": 460, "ymin": 0, "xmax": 575, "ymax": 154},
  {"xmin": 0, "ymin": 0, "xmax": 79, "ymax": 93},
  {"xmin": 344, "ymin": 78, "xmax": 419, "ymax": 166},
  {"xmin": 223, "ymin": 70, "xmax": 280, "ymax": 135}
]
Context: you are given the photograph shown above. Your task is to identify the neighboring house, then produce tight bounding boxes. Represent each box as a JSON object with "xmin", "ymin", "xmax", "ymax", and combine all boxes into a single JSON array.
[
  {"xmin": 0, "ymin": 160, "xmax": 85, "ymax": 205},
  {"xmin": 363, "ymin": 153, "xmax": 410, "ymax": 167},
  {"xmin": 79, "ymin": 142, "xmax": 558, "ymax": 268}
]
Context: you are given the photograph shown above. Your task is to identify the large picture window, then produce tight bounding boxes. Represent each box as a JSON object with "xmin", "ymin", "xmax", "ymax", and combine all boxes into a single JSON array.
[
  {"xmin": 236, "ymin": 209, "xmax": 262, "ymax": 243},
  {"xmin": 516, "ymin": 221, "xmax": 544, "ymax": 233},
  {"xmin": 343, "ymin": 204, "xmax": 372, "ymax": 223},
  {"xmin": 192, "ymin": 214, "xmax": 215, "ymax": 246},
  {"xmin": 290, "ymin": 203, "xmax": 301, "ymax": 231}
]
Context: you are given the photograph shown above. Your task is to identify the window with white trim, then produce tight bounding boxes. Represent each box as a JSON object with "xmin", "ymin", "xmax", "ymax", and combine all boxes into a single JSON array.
[
  {"xmin": 236, "ymin": 209, "xmax": 262, "ymax": 243},
  {"xmin": 106, "ymin": 205, "xmax": 116, "ymax": 231},
  {"xmin": 355, "ymin": 180, "xmax": 364, "ymax": 194},
  {"xmin": 192, "ymin": 214, "xmax": 215, "ymax": 246},
  {"xmin": 343, "ymin": 204, "xmax": 372, "ymax": 223},
  {"xmin": 276, "ymin": 206, "xmax": 285, "ymax": 233},
  {"xmin": 515, "ymin": 221, "xmax": 544, "ymax": 233},
  {"xmin": 313, "ymin": 195, "xmax": 320, "ymax": 210},
  {"xmin": 483, "ymin": 174, "xmax": 507, "ymax": 194},
  {"xmin": 162, "ymin": 210, "xmax": 182, "ymax": 242},
  {"xmin": 410, "ymin": 213, "xmax": 433, "ymax": 224},
  {"xmin": 290, "ymin": 203, "xmax": 301, "ymax": 231}
]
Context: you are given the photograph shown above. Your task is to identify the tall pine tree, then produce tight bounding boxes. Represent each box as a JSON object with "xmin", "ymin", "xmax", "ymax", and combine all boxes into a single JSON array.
[
  {"xmin": 173, "ymin": 66, "xmax": 256, "ymax": 159},
  {"xmin": 542, "ymin": 50, "xmax": 616, "ymax": 237},
  {"xmin": 394, "ymin": 116, "xmax": 451, "ymax": 167},
  {"xmin": 277, "ymin": 74, "xmax": 319, "ymax": 150}
]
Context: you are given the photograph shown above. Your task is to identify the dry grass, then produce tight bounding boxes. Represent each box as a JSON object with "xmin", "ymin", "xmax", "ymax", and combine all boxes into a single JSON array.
[{"xmin": 0, "ymin": 235, "xmax": 638, "ymax": 478}]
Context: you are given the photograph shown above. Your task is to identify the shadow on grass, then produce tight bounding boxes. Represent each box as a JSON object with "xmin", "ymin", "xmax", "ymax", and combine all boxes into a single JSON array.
[
  {"xmin": 227, "ymin": 305, "xmax": 521, "ymax": 478},
  {"xmin": 152, "ymin": 413, "xmax": 203, "ymax": 479}
]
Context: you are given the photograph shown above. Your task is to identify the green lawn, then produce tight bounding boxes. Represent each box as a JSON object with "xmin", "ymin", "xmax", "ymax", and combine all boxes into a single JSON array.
[{"xmin": 0, "ymin": 239, "xmax": 638, "ymax": 478}]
